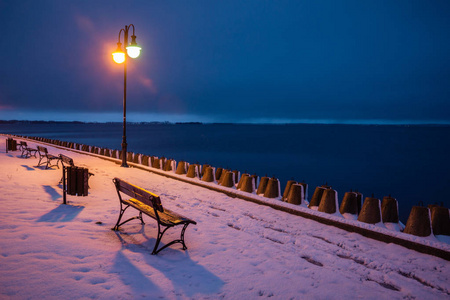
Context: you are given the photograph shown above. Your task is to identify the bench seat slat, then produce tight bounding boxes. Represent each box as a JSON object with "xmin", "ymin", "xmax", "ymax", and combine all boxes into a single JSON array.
[
  {"xmin": 116, "ymin": 179, "xmax": 163, "ymax": 212},
  {"xmin": 123, "ymin": 198, "xmax": 196, "ymax": 226}
]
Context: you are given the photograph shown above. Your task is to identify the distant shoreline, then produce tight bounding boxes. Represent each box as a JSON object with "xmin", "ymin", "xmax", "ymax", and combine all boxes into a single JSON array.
[{"xmin": 1, "ymin": 120, "xmax": 449, "ymax": 127}]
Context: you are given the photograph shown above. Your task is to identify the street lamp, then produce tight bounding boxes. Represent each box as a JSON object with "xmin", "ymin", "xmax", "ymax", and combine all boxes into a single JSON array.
[{"xmin": 112, "ymin": 24, "xmax": 142, "ymax": 167}]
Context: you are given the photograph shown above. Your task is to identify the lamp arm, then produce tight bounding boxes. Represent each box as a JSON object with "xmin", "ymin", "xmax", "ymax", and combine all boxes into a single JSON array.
[
  {"xmin": 128, "ymin": 24, "xmax": 136, "ymax": 36},
  {"xmin": 117, "ymin": 28, "xmax": 125, "ymax": 44}
]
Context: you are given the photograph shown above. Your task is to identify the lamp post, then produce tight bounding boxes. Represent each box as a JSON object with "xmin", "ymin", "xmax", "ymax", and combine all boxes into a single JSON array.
[{"xmin": 112, "ymin": 24, "xmax": 142, "ymax": 167}]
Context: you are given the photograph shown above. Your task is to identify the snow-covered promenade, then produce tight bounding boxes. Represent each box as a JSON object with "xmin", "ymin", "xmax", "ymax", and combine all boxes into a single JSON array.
[{"xmin": 1, "ymin": 136, "xmax": 449, "ymax": 299}]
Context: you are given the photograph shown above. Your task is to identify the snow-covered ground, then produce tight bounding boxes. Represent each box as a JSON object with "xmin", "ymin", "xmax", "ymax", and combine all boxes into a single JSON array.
[{"xmin": 1, "ymin": 136, "xmax": 449, "ymax": 299}]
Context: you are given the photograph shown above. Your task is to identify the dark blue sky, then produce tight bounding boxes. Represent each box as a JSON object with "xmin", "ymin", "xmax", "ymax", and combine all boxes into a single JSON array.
[{"xmin": 1, "ymin": 0, "xmax": 449, "ymax": 123}]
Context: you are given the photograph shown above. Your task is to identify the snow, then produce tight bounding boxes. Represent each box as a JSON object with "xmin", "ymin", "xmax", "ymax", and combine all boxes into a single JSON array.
[{"xmin": 1, "ymin": 136, "xmax": 449, "ymax": 299}]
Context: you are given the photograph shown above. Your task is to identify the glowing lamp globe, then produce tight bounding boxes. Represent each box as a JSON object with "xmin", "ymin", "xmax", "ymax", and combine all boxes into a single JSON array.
[
  {"xmin": 126, "ymin": 35, "xmax": 141, "ymax": 58},
  {"xmin": 112, "ymin": 42, "xmax": 125, "ymax": 64},
  {"xmin": 112, "ymin": 51, "xmax": 125, "ymax": 64},
  {"xmin": 126, "ymin": 45, "xmax": 142, "ymax": 58}
]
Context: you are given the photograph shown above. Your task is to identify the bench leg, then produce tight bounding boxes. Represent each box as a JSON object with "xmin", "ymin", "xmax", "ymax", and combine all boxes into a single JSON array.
[
  {"xmin": 36, "ymin": 155, "xmax": 45, "ymax": 167},
  {"xmin": 112, "ymin": 205, "xmax": 145, "ymax": 231},
  {"xmin": 46, "ymin": 158, "xmax": 60, "ymax": 169},
  {"xmin": 152, "ymin": 223, "xmax": 171, "ymax": 255},
  {"xmin": 151, "ymin": 223, "xmax": 190, "ymax": 255}
]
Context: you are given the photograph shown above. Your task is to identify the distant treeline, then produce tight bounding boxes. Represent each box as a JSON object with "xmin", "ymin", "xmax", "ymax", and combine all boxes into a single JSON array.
[{"xmin": 0, "ymin": 120, "xmax": 204, "ymax": 125}]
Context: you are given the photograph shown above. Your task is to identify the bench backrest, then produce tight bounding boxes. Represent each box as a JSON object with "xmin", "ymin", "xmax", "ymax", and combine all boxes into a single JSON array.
[
  {"xmin": 37, "ymin": 146, "xmax": 48, "ymax": 154},
  {"xmin": 113, "ymin": 178, "xmax": 163, "ymax": 212},
  {"xmin": 59, "ymin": 154, "xmax": 74, "ymax": 166}
]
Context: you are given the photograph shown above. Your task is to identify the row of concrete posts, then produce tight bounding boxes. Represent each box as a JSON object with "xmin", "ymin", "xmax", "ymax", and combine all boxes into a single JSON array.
[{"xmin": 22, "ymin": 135, "xmax": 450, "ymax": 238}]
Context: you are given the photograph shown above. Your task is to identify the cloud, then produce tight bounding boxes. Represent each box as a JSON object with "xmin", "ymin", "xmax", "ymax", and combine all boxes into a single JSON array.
[
  {"xmin": 74, "ymin": 14, "xmax": 95, "ymax": 32},
  {"xmin": 137, "ymin": 76, "xmax": 157, "ymax": 94}
]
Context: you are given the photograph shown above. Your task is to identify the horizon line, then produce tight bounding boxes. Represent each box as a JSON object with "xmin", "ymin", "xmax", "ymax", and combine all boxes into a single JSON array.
[{"xmin": 1, "ymin": 119, "xmax": 450, "ymax": 126}]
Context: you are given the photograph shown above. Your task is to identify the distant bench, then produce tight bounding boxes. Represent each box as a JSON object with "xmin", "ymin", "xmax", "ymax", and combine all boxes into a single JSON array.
[
  {"xmin": 36, "ymin": 146, "xmax": 61, "ymax": 169},
  {"xmin": 19, "ymin": 141, "xmax": 38, "ymax": 158},
  {"xmin": 112, "ymin": 177, "xmax": 197, "ymax": 255}
]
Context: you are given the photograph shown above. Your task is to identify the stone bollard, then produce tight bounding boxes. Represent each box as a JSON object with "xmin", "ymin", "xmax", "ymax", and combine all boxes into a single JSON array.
[
  {"xmin": 127, "ymin": 152, "xmax": 133, "ymax": 162},
  {"xmin": 215, "ymin": 168, "xmax": 223, "ymax": 182},
  {"xmin": 220, "ymin": 171, "xmax": 235, "ymax": 188},
  {"xmin": 201, "ymin": 164, "xmax": 210, "ymax": 177},
  {"xmin": 308, "ymin": 186, "xmax": 330, "ymax": 209},
  {"xmin": 403, "ymin": 206, "xmax": 432, "ymax": 237},
  {"xmin": 176, "ymin": 161, "xmax": 188, "ymax": 175},
  {"xmin": 201, "ymin": 167, "xmax": 216, "ymax": 183},
  {"xmin": 160, "ymin": 157, "xmax": 166, "ymax": 170},
  {"xmin": 357, "ymin": 197, "xmax": 382, "ymax": 224},
  {"xmin": 318, "ymin": 189, "xmax": 339, "ymax": 214},
  {"xmin": 256, "ymin": 176, "xmax": 270, "ymax": 195},
  {"xmin": 237, "ymin": 174, "xmax": 249, "ymax": 190},
  {"xmin": 112, "ymin": 150, "xmax": 118, "ymax": 159},
  {"xmin": 282, "ymin": 180, "xmax": 298, "ymax": 202},
  {"xmin": 152, "ymin": 157, "xmax": 161, "ymax": 169},
  {"xmin": 218, "ymin": 169, "xmax": 229, "ymax": 185},
  {"xmin": 187, "ymin": 164, "xmax": 200, "ymax": 178},
  {"xmin": 239, "ymin": 175, "xmax": 256, "ymax": 193},
  {"xmin": 104, "ymin": 149, "xmax": 111, "ymax": 157},
  {"xmin": 430, "ymin": 206, "xmax": 450, "ymax": 236},
  {"xmin": 286, "ymin": 184, "xmax": 304, "ymax": 205},
  {"xmin": 133, "ymin": 153, "xmax": 140, "ymax": 164},
  {"xmin": 264, "ymin": 177, "xmax": 281, "ymax": 199},
  {"xmin": 340, "ymin": 192, "xmax": 358, "ymax": 216},
  {"xmin": 381, "ymin": 196, "xmax": 399, "ymax": 224},
  {"xmin": 297, "ymin": 182, "xmax": 308, "ymax": 201},
  {"xmin": 164, "ymin": 159, "xmax": 176, "ymax": 172},
  {"xmin": 141, "ymin": 155, "xmax": 150, "ymax": 166}
]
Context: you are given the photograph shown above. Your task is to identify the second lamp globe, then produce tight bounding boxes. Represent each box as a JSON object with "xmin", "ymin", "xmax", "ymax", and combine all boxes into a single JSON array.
[{"xmin": 126, "ymin": 34, "xmax": 141, "ymax": 59}]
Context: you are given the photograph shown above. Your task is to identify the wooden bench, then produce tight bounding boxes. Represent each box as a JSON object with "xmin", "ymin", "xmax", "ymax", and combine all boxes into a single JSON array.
[
  {"xmin": 36, "ymin": 146, "xmax": 61, "ymax": 169},
  {"xmin": 19, "ymin": 141, "xmax": 38, "ymax": 158},
  {"xmin": 59, "ymin": 154, "xmax": 75, "ymax": 167},
  {"xmin": 112, "ymin": 178, "xmax": 197, "ymax": 255}
]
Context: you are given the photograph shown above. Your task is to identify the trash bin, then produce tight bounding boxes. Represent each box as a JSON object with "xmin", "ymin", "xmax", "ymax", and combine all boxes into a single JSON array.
[
  {"xmin": 7, "ymin": 138, "xmax": 17, "ymax": 151},
  {"xmin": 66, "ymin": 166, "xmax": 89, "ymax": 197}
]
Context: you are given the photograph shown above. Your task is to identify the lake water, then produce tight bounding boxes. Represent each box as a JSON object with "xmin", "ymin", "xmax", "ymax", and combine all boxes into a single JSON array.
[{"xmin": 2, "ymin": 122, "xmax": 449, "ymax": 223}]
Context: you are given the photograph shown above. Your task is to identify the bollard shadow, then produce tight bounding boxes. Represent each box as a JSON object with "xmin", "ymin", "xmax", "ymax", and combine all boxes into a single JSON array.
[
  {"xmin": 113, "ymin": 227, "xmax": 224, "ymax": 297},
  {"xmin": 43, "ymin": 185, "xmax": 62, "ymax": 201},
  {"xmin": 37, "ymin": 204, "xmax": 84, "ymax": 222},
  {"xmin": 21, "ymin": 165, "xmax": 35, "ymax": 171}
]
